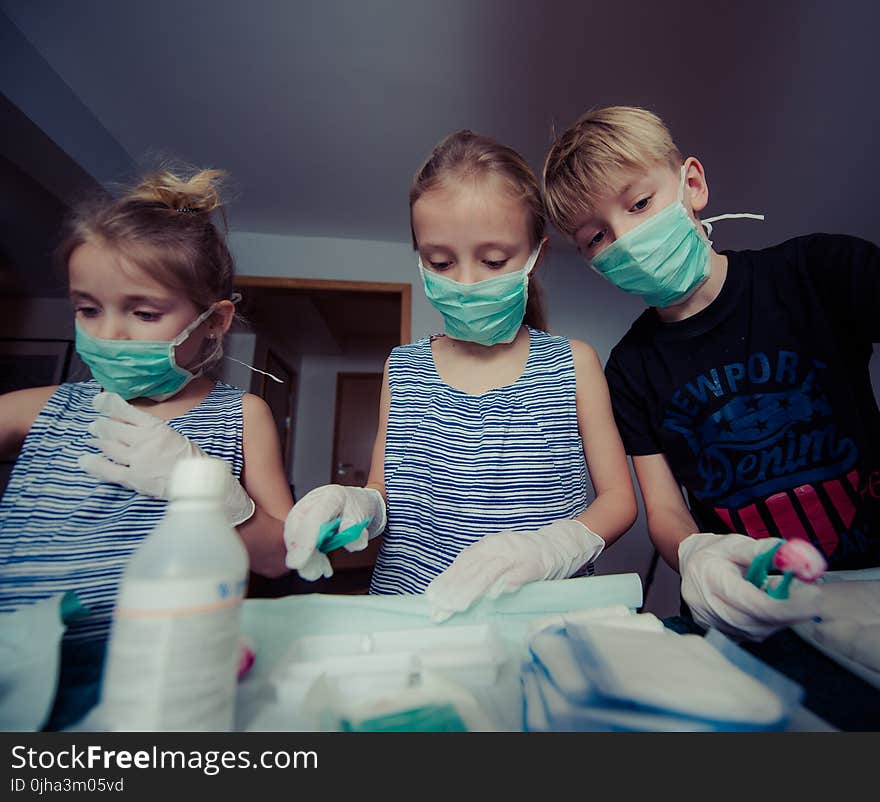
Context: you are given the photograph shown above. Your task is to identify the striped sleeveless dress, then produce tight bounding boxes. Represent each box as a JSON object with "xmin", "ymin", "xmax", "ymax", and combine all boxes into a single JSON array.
[
  {"xmin": 370, "ymin": 327, "xmax": 593, "ymax": 595},
  {"xmin": 0, "ymin": 379, "xmax": 244, "ymax": 642}
]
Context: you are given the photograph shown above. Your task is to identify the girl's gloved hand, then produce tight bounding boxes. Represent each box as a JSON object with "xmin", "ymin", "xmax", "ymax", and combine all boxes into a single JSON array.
[
  {"xmin": 425, "ymin": 519, "xmax": 605, "ymax": 623},
  {"xmin": 78, "ymin": 392, "xmax": 255, "ymax": 526},
  {"xmin": 678, "ymin": 533, "xmax": 822, "ymax": 642},
  {"xmin": 283, "ymin": 485, "xmax": 387, "ymax": 581}
]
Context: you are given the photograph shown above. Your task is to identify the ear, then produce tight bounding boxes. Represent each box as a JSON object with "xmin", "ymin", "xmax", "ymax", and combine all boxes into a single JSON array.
[
  {"xmin": 209, "ymin": 299, "xmax": 236, "ymax": 337},
  {"xmin": 683, "ymin": 156, "xmax": 709, "ymax": 214}
]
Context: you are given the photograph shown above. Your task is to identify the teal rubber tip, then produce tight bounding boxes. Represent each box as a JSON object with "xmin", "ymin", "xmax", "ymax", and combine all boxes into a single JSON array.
[
  {"xmin": 745, "ymin": 542, "xmax": 793, "ymax": 600},
  {"xmin": 60, "ymin": 591, "xmax": 90, "ymax": 625},
  {"xmin": 317, "ymin": 517, "xmax": 370, "ymax": 553},
  {"xmin": 341, "ymin": 704, "xmax": 468, "ymax": 732}
]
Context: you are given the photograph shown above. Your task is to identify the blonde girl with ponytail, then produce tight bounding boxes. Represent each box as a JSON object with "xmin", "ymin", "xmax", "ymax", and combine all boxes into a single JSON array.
[{"xmin": 0, "ymin": 167, "xmax": 293, "ymax": 730}]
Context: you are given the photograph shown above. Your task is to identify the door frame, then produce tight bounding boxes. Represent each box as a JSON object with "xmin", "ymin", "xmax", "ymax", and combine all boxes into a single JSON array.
[{"xmin": 233, "ymin": 276, "xmax": 412, "ymax": 346}]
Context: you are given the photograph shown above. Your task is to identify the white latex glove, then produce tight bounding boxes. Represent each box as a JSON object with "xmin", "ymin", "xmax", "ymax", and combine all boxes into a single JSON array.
[
  {"xmin": 807, "ymin": 580, "xmax": 880, "ymax": 673},
  {"xmin": 78, "ymin": 391, "xmax": 255, "ymax": 527},
  {"xmin": 283, "ymin": 484, "xmax": 387, "ymax": 581},
  {"xmin": 425, "ymin": 519, "xmax": 605, "ymax": 623},
  {"xmin": 678, "ymin": 533, "xmax": 822, "ymax": 642}
]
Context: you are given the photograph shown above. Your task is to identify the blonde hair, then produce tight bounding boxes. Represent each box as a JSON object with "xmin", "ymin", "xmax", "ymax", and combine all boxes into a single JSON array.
[
  {"xmin": 57, "ymin": 167, "xmax": 235, "ymax": 311},
  {"xmin": 410, "ymin": 130, "xmax": 548, "ymax": 331},
  {"xmin": 543, "ymin": 106, "xmax": 683, "ymax": 238}
]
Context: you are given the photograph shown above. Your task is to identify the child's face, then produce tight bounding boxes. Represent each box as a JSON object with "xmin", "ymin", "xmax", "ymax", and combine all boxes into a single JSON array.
[
  {"xmin": 571, "ymin": 158, "xmax": 707, "ymax": 261},
  {"xmin": 68, "ymin": 240, "xmax": 212, "ymax": 370},
  {"xmin": 412, "ymin": 176, "xmax": 537, "ymax": 283}
]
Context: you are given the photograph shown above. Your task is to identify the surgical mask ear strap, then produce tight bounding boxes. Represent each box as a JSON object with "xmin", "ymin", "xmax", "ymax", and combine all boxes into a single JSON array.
[
  {"xmin": 523, "ymin": 238, "xmax": 548, "ymax": 277},
  {"xmin": 701, "ymin": 213, "xmax": 765, "ymax": 237},
  {"xmin": 677, "ymin": 165, "xmax": 688, "ymax": 203},
  {"xmin": 224, "ymin": 357, "xmax": 284, "ymax": 383},
  {"xmin": 679, "ymin": 164, "xmax": 765, "ymax": 236},
  {"xmin": 173, "ymin": 302, "xmax": 220, "ymax": 347},
  {"xmin": 173, "ymin": 292, "xmax": 243, "ymax": 348}
]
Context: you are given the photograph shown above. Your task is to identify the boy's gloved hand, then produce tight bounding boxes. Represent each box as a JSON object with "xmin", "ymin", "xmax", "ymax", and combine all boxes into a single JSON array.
[
  {"xmin": 425, "ymin": 519, "xmax": 605, "ymax": 623},
  {"xmin": 78, "ymin": 391, "xmax": 255, "ymax": 526},
  {"xmin": 283, "ymin": 484, "xmax": 387, "ymax": 581},
  {"xmin": 678, "ymin": 533, "xmax": 822, "ymax": 642}
]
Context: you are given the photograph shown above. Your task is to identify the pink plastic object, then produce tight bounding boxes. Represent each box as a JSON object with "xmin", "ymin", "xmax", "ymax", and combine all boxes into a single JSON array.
[
  {"xmin": 237, "ymin": 637, "xmax": 256, "ymax": 681},
  {"xmin": 772, "ymin": 539, "xmax": 827, "ymax": 582}
]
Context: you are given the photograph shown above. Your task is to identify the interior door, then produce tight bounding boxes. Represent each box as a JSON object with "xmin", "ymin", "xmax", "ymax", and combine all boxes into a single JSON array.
[
  {"xmin": 329, "ymin": 372, "xmax": 383, "ymax": 577},
  {"xmin": 259, "ymin": 348, "xmax": 297, "ymax": 480}
]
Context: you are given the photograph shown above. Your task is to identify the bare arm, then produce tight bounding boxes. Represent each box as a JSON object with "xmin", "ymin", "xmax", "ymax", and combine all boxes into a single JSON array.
[
  {"xmin": 364, "ymin": 357, "xmax": 390, "ymax": 501},
  {"xmin": 570, "ymin": 340, "xmax": 637, "ymax": 547},
  {"xmin": 238, "ymin": 392, "xmax": 294, "ymax": 578},
  {"xmin": 0, "ymin": 386, "xmax": 58, "ymax": 459},
  {"xmin": 632, "ymin": 452, "xmax": 699, "ymax": 572}
]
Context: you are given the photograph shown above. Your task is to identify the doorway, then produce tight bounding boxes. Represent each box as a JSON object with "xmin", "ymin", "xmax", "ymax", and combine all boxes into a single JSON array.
[{"xmin": 231, "ymin": 277, "xmax": 410, "ymax": 597}]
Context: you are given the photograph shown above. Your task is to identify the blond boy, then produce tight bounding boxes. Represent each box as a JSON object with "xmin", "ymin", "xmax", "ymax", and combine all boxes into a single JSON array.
[{"xmin": 544, "ymin": 106, "xmax": 880, "ymax": 641}]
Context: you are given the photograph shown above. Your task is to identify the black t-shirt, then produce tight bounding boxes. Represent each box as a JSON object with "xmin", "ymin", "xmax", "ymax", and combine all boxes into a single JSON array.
[{"xmin": 605, "ymin": 234, "xmax": 880, "ymax": 570}]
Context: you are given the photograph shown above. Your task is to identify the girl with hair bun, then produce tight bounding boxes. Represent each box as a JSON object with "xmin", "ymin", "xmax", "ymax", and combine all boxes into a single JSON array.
[{"xmin": 0, "ymin": 167, "xmax": 293, "ymax": 730}]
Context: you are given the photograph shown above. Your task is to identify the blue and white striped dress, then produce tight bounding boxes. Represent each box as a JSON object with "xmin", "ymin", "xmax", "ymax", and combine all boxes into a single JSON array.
[
  {"xmin": 370, "ymin": 327, "xmax": 593, "ymax": 595},
  {"xmin": 0, "ymin": 380, "xmax": 245, "ymax": 644}
]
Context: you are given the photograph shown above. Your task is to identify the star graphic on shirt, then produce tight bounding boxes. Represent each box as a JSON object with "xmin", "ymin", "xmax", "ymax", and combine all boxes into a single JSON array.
[
  {"xmin": 716, "ymin": 417, "xmax": 733, "ymax": 433},
  {"xmin": 754, "ymin": 418, "xmax": 768, "ymax": 432},
  {"xmin": 776, "ymin": 397, "xmax": 793, "ymax": 411},
  {"xmin": 744, "ymin": 397, "xmax": 761, "ymax": 412},
  {"xmin": 806, "ymin": 384, "xmax": 825, "ymax": 401}
]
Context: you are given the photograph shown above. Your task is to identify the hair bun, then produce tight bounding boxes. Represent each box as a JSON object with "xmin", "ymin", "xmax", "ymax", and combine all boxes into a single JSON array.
[{"xmin": 128, "ymin": 168, "xmax": 226, "ymax": 215}]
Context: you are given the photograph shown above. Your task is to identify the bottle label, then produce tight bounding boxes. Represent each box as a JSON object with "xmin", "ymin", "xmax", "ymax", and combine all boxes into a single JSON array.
[{"xmin": 102, "ymin": 576, "xmax": 248, "ymax": 731}]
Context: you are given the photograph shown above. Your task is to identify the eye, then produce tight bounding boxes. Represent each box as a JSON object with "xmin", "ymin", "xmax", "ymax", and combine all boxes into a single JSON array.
[
  {"xmin": 134, "ymin": 310, "xmax": 162, "ymax": 322},
  {"xmin": 75, "ymin": 306, "xmax": 99, "ymax": 318},
  {"xmin": 428, "ymin": 260, "xmax": 452, "ymax": 271},
  {"xmin": 588, "ymin": 229, "xmax": 606, "ymax": 248},
  {"xmin": 483, "ymin": 259, "xmax": 509, "ymax": 269},
  {"xmin": 630, "ymin": 195, "xmax": 652, "ymax": 212}
]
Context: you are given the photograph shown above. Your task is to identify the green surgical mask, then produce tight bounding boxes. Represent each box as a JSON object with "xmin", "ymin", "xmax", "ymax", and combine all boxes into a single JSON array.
[
  {"xmin": 75, "ymin": 302, "xmax": 224, "ymax": 401},
  {"xmin": 419, "ymin": 242, "xmax": 543, "ymax": 346},
  {"xmin": 591, "ymin": 167, "xmax": 763, "ymax": 308}
]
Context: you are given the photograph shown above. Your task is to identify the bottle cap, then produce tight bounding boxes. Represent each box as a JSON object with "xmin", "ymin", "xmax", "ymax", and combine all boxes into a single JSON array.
[{"xmin": 169, "ymin": 456, "xmax": 229, "ymax": 500}]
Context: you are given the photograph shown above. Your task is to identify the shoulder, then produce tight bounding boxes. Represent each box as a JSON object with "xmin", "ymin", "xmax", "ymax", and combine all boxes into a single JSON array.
[
  {"xmin": 240, "ymin": 392, "xmax": 281, "ymax": 450},
  {"xmin": 388, "ymin": 337, "xmax": 432, "ymax": 378},
  {"xmin": 567, "ymin": 339, "xmax": 608, "ymax": 395},
  {"xmin": 241, "ymin": 391, "xmax": 272, "ymax": 422},
  {"xmin": 604, "ymin": 310, "xmax": 657, "ymax": 367},
  {"xmin": 528, "ymin": 327, "xmax": 583, "ymax": 359},
  {"xmin": 567, "ymin": 339, "xmax": 601, "ymax": 372},
  {"xmin": 727, "ymin": 233, "xmax": 875, "ymax": 273},
  {"xmin": 0, "ymin": 384, "xmax": 59, "ymax": 421},
  {"xmin": 0, "ymin": 385, "xmax": 61, "ymax": 449},
  {"xmin": 390, "ymin": 337, "xmax": 431, "ymax": 360}
]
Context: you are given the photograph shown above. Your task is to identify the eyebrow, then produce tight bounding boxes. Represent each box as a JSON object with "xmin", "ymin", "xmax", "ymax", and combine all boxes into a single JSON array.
[
  {"xmin": 419, "ymin": 241, "xmax": 518, "ymax": 251},
  {"xmin": 69, "ymin": 290, "xmax": 171, "ymax": 306}
]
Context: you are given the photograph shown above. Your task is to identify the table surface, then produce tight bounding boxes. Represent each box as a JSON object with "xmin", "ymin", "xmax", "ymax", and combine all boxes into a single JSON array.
[{"xmin": 232, "ymin": 573, "xmax": 877, "ymax": 732}]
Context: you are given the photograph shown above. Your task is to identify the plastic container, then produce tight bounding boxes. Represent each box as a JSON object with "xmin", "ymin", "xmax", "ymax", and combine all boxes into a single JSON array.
[{"xmin": 100, "ymin": 457, "xmax": 249, "ymax": 731}]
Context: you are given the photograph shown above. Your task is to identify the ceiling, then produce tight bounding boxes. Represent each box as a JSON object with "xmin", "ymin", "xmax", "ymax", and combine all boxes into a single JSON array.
[{"xmin": 2, "ymin": 1, "xmax": 879, "ymax": 271}]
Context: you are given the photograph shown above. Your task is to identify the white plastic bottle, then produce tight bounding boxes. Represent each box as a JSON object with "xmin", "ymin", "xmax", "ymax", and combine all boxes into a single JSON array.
[{"xmin": 100, "ymin": 456, "xmax": 249, "ymax": 731}]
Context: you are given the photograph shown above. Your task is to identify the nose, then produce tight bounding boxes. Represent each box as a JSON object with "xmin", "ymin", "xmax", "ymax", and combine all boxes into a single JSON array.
[
  {"xmin": 453, "ymin": 260, "xmax": 484, "ymax": 285},
  {"xmin": 609, "ymin": 212, "xmax": 640, "ymax": 243},
  {"xmin": 93, "ymin": 313, "xmax": 129, "ymax": 341},
  {"xmin": 596, "ymin": 217, "xmax": 636, "ymax": 253}
]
